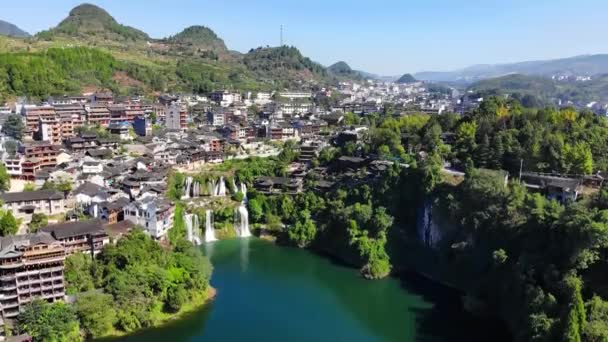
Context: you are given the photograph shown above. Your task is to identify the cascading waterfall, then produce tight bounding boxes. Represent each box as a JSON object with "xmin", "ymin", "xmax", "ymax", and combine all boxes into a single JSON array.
[
  {"xmin": 236, "ymin": 205, "xmax": 251, "ymax": 237},
  {"xmin": 240, "ymin": 182, "xmax": 247, "ymax": 201},
  {"xmin": 182, "ymin": 176, "xmax": 193, "ymax": 199},
  {"xmin": 184, "ymin": 213, "xmax": 202, "ymax": 245},
  {"xmin": 218, "ymin": 176, "xmax": 226, "ymax": 196},
  {"xmin": 192, "ymin": 214, "xmax": 201, "ymax": 245},
  {"xmin": 184, "ymin": 213, "xmax": 193, "ymax": 242},
  {"xmin": 205, "ymin": 209, "xmax": 217, "ymax": 242},
  {"xmin": 208, "ymin": 179, "xmax": 215, "ymax": 196}
]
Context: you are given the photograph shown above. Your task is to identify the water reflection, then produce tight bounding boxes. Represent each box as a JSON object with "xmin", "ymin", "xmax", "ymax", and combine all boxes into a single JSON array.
[{"xmin": 240, "ymin": 238, "xmax": 250, "ymax": 271}]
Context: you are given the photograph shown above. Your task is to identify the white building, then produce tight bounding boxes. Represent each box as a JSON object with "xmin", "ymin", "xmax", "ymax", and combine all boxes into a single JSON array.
[{"xmin": 124, "ymin": 197, "xmax": 175, "ymax": 239}]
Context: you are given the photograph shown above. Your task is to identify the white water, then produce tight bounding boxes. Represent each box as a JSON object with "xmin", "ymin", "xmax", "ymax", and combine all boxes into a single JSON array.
[
  {"xmin": 205, "ymin": 209, "xmax": 217, "ymax": 242},
  {"xmin": 182, "ymin": 176, "xmax": 193, "ymax": 199},
  {"xmin": 417, "ymin": 201, "xmax": 442, "ymax": 248},
  {"xmin": 218, "ymin": 176, "xmax": 226, "ymax": 197},
  {"xmin": 236, "ymin": 205, "xmax": 251, "ymax": 237},
  {"xmin": 184, "ymin": 213, "xmax": 202, "ymax": 245},
  {"xmin": 240, "ymin": 182, "xmax": 247, "ymax": 202}
]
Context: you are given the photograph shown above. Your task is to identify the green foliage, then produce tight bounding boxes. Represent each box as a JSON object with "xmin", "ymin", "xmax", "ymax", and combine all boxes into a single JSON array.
[
  {"xmin": 288, "ymin": 210, "xmax": 317, "ymax": 248},
  {"xmin": 1, "ymin": 114, "xmax": 24, "ymax": 140},
  {"xmin": 23, "ymin": 182, "xmax": 36, "ymax": 192},
  {"xmin": 0, "ymin": 163, "xmax": 10, "ymax": 191},
  {"xmin": 29, "ymin": 213, "xmax": 48, "ymax": 233},
  {"xmin": 64, "ymin": 253, "xmax": 97, "ymax": 295},
  {"xmin": 583, "ymin": 296, "xmax": 608, "ymax": 342},
  {"xmin": 17, "ymin": 299, "xmax": 80, "ymax": 342},
  {"xmin": 0, "ymin": 211, "xmax": 18, "ymax": 236},
  {"xmin": 75, "ymin": 292, "xmax": 117, "ymax": 339}
]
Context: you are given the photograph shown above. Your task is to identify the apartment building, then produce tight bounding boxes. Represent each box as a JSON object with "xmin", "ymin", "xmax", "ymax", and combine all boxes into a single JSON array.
[
  {"xmin": 22, "ymin": 142, "xmax": 60, "ymax": 169},
  {"xmin": 21, "ymin": 106, "xmax": 56, "ymax": 136},
  {"xmin": 0, "ymin": 232, "xmax": 65, "ymax": 318},
  {"xmin": 85, "ymin": 104, "xmax": 110, "ymax": 127}
]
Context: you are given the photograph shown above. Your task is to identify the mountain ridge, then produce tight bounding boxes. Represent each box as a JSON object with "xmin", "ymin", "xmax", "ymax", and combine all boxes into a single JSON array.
[{"xmin": 0, "ymin": 20, "xmax": 30, "ymax": 38}]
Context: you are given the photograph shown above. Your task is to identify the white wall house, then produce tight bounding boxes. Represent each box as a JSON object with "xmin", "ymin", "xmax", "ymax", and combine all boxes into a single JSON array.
[{"xmin": 124, "ymin": 197, "xmax": 175, "ymax": 239}]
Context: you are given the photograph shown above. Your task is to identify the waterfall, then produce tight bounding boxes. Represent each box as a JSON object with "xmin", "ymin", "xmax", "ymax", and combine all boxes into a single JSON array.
[
  {"xmin": 184, "ymin": 213, "xmax": 202, "ymax": 245},
  {"xmin": 182, "ymin": 176, "xmax": 193, "ymax": 199},
  {"xmin": 205, "ymin": 209, "xmax": 217, "ymax": 242},
  {"xmin": 236, "ymin": 205, "xmax": 251, "ymax": 237},
  {"xmin": 192, "ymin": 214, "xmax": 201, "ymax": 245},
  {"xmin": 232, "ymin": 178, "xmax": 238, "ymax": 194},
  {"xmin": 192, "ymin": 181, "xmax": 200, "ymax": 198},
  {"xmin": 208, "ymin": 179, "xmax": 215, "ymax": 196},
  {"xmin": 240, "ymin": 182, "xmax": 247, "ymax": 201},
  {"xmin": 184, "ymin": 213, "xmax": 193, "ymax": 242},
  {"xmin": 218, "ymin": 176, "xmax": 226, "ymax": 197},
  {"xmin": 416, "ymin": 200, "xmax": 442, "ymax": 248}
]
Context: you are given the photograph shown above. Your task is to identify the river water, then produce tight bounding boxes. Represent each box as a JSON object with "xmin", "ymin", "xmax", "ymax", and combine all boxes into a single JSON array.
[{"xmin": 113, "ymin": 238, "xmax": 508, "ymax": 342}]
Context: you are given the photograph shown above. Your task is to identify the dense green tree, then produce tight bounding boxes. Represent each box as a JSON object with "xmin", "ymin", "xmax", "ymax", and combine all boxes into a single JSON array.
[
  {"xmin": 17, "ymin": 300, "xmax": 80, "ymax": 342},
  {"xmin": 75, "ymin": 292, "xmax": 117, "ymax": 339},
  {"xmin": 288, "ymin": 210, "xmax": 317, "ymax": 248},
  {"xmin": 29, "ymin": 213, "xmax": 48, "ymax": 233},
  {"xmin": 0, "ymin": 211, "xmax": 18, "ymax": 236},
  {"xmin": 0, "ymin": 163, "xmax": 10, "ymax": 191},
  {"xmin": 1, "ymin": 114, "xmax": 25, "ymax": 139}
]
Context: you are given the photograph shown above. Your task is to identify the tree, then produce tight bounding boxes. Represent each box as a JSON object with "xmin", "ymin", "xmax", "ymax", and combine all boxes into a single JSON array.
[
  {"xmin": 64, "ymin": 253, "xmax": 96, "ymax": 294},
  {"xmin": 29, "ymin": 213, "xmax": 48, "ymax": 233},
  {"xmin": 17, "ymin": 300, "xmax": 80, "ymax": 342},
  {"xmin": 0, "ymin": 163, "xmax": 10, "ymax": 191},
  {"xmin": 165, "ymin": 286, "xmax": 188, "ymax": 313},
  {"xmin": 23, "ymin": 182, "xmax": 36, "ymax": 191},
  {"xmin": 0, "ymin": 211, "xmax": 18, "ymax": 236},
  {"xmin": 2, "ymin": 114, "xmax": 24, "ymax": 139},
  {"xmin": 75, "ymin": 292, "xmax": 117, "ymax": 339},
  {"xmin": 288, "ymin": 210, "xmax": 317, "ymax": 248}
]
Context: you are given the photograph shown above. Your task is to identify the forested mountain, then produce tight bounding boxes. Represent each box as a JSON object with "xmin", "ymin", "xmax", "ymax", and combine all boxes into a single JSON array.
[
  {"xmin": 415, "ymin": 54, "xmax": 608, "ymax": 83},
  {"xmin": 37, "ymin": 3, "xmax": 149, "ymax": 41},
  {"xmin": 0, "ymin": 20, "xmax": 29, "ymax": 38},
  {"xmin": 0, "ymin": 3, "xmax": 356, "ymax": 100},
  {"xmin": 469, "ymin": 73, "xmax": 608, "ymax": 104}
]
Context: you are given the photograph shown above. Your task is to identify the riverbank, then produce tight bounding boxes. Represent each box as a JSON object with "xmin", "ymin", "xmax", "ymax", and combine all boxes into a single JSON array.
[{"xmin": 99, "ymin": 287, "xmax": 216, "ymax": 340}]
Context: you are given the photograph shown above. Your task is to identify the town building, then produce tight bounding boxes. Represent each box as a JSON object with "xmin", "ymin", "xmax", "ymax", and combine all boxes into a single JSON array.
[
  {"xmin": 0, "ymin": 190, "xmax": 65, "ymax": 221},
  {"xmin": 0, "ymin": 233, "xmax": 66, "ymax": 318},
  {"xmin": 124, "ymin": 197, "xmax": 175, "ymax": 239},
  {"xmin": 165, "ymin": 104, "xmax": 188, "ymax": 130},
  {"xmin": 40, "ymin": 220, "xmax": 110, "ymax": 256}
]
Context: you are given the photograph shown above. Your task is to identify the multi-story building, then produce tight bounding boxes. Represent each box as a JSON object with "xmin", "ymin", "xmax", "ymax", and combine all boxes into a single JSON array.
[
  {"xmin": 0, "ymin": 190, "xmax": 65, "ymax": 221},
  {"xmin": 85, "ymin": 104, "xmax": 110, "ymax": 127},
  {"xmin": 22, "ymin": 106, "xmax": 56, "ymax": 136},
  {"xmin": 41, "ymin": 220, "xmax": 110, "ymax": 256},
  {"xmin": 207, "ymin": 111, "xmax": 225, "ymax": 127},
  {"xmin": 124, "ymin": 197, "xmax": 175, "ymax": 239},
  {"xmin": 210, "ymin": 91, "xmax": 241, "ymax": 107},
  {"xmin": 22, "ymin": 142, "xmax": 60, "ymax": 169},
  {"xmin": 165, "ymin": 104, "xmax": 187, "ymax": 130},
  {"xmin": 0, "ymin": 232, "xmax": 66, "ymax": 318},
  {"xmin": 3, "ymin": 157, "xmax": 23, "ymax": 178}
]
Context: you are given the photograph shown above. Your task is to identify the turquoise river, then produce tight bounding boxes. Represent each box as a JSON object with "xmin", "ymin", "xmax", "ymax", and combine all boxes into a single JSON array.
[{"xmin": 111, "ymin": 238, "xmax": 510, "ymax": 342}]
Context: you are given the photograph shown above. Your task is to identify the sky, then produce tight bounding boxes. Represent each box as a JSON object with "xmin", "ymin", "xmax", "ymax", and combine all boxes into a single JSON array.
[{"xmin": 2, "ymin": 0, "xmax": 608, "ymax": 75}]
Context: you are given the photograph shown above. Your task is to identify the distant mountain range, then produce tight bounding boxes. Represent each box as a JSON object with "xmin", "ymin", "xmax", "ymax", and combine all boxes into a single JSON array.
[
  {"xmin": 0, "ymin": 20, "xmax": 29, "ymax": 38},
  {"xmin": 414, "ymin": 54, "xmax": 608, "ymax": 83}
]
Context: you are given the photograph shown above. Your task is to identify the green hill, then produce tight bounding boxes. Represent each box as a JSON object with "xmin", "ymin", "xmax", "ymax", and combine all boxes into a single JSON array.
[
  {"xmin": 396, "ymin": 73, "xmax": 417, "ymax": 84},
  {"xmin": 0, "ymin": 4, "xmax": 362, "ymax": 98},
  {"xmin": 37, "ymin": 3, "xmax": 149, "ymax": 42},
  {"xmin": 243, "ymin": 46, "xmax": 328, "ymax": 87}
]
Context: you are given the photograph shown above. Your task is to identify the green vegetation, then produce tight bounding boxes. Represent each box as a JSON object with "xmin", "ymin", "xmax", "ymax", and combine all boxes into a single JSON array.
[
  {"xmin": 16, "ymin": 300, "xmax": 80, "ymax": 342},
  {"xmin": 55, "ymin": 229, "xmax": 213, "ymax": 339},
  {"xmin": 0, "ymin": 163, "xmax": 10, "ymax": 191},
  {"xmin": 0, "ymin": 210, "xmax": 18, "ymax": 236},
  {"xmin": 28, "ymin": 213, "xmax": 48, "ymax": 233}
]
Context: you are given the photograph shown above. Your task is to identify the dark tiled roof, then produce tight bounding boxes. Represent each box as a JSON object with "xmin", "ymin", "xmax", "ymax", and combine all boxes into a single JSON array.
[
  {"xmin": 0, "ymin": 190, "xmax": 63, "ymax": 203},
  {"xmin": 41, "ymin": 219, "xmax": 105, "ymax": 239}
]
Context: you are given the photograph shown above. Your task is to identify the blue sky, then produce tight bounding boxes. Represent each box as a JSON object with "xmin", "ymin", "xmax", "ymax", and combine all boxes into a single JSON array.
[{"xmin": 2, "ymin": 0, "xmax": 607, "ymax": 75}]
